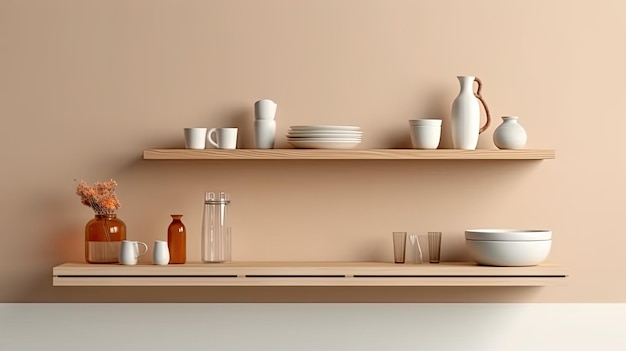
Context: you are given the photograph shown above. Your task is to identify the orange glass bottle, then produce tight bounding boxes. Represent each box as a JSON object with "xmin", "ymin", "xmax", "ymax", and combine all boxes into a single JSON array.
[{"xmin": 167, "ymin": 215, "xmax": 186, "ymax": 264}]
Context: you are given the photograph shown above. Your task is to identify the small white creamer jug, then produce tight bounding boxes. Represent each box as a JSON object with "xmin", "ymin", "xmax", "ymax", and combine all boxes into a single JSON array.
[
  {"xmin": 153, "ymin": 240, "xmax": 170, "ymax": 265},
  {"xmin": 119, "ymin": 240, "xmax": 148, "ymax": 265}
]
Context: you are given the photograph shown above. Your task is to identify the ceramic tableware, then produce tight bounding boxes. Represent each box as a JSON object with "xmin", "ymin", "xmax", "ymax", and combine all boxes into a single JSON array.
[
  {"xmin": 152, "ymin": 240, "xmax": 170, "ymax": 265},
  {"xmin": 465, "ymin": 229, "xmax": 552, "ymax": 266},
  {"xmin": 450, "ymin": 76, "xmax": 491, "ymax": 150},
  {"xmin": 119, "ymin": 240, "xmax": 148, "ymax": 265},
  {"xmin": 409, "ymin": 120, "xmax": 441, "ymax": 149},
  {"xmin": 254, "ymin": 120, "xmax": 276, "ymax": 149},
  {"xmin": 184, "ymin": 128, "xmax": 208, "ymax": 150},
  {"xmin": 254, "ymin": 99, "xmax": 277, "ymax": 120},
  {"xmin": 493, "ymin": 116, "xmax": 527, "ymax": 149},
  {"xmin": 207, "ymin": 128, "xmax": 238, "ymax": 149}
]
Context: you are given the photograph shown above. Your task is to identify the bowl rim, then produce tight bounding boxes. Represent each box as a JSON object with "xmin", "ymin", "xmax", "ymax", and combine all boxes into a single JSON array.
[
  {"xmin": 465, "ymin": 239, "xmax": 552, "ymax": 242},
  {"xmin": 465, "ymin": 229, "xmax": 552, "ymax": 241}
]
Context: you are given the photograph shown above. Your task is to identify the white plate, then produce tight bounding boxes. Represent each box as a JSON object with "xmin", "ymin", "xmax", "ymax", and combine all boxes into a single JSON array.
[
  {"xmin": 286, "ymin": 133, "xmax": 363, "ymax": 139},
  {"xmin": 289, "ymin": 125, "xmax": 361, "ymax": 131},
  {"xmin": 287, "ymin": 138, "xmax": 361, "ymax": 142},
  {"xmin": 287, "ymin": 130, "xmax": 363, "ymax": 135},
  {"xmin": 288, "ymin": 140, "xmax": 361, "ymax": 149}
]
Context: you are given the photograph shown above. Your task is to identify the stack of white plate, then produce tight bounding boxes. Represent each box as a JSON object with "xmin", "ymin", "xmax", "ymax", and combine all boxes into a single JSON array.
[{"xmin": 286, "ymin": 125, "xmax": 362, "ymax": 149}]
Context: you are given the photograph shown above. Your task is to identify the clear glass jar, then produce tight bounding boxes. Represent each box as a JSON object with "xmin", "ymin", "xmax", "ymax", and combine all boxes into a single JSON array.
[
  {"xmin": 201, "ymin": 192, "xmax": 231, "ymax": 263},
  {"xmin": 85, "ymin": 214, "xmax": 126, "ymax": 263}
]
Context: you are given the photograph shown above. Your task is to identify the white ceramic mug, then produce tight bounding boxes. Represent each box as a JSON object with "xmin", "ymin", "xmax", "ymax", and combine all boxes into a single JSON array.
[
  {"xmin": 207, "ymin": 128, "xmax": 238, "ymax": 149},
  {"xmin": 184, "ymin": 128, "xmax": 208, "ymax": 149},
  {"xmin": 254, "ymin": 120, "xmax": 276, "ymax": 149},
  {"xmin": 119, "ymin": 240, "xmax": 148, "ymax": 265},
  {"xmin": 254, "ymin": 99, "xmax": 277, "ymax": 120},
  {"xmin": 153, "ymin": 240, "xmax": 170, "ymax": 265}
]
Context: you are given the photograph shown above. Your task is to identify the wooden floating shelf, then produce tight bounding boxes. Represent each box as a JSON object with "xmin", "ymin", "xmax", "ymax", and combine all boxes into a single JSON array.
[
  {"xmin": 143, "ymin": 149, "xmax": 555, "ymax": 160},
  {"xmin": 53, "ymin": 261, "xmax": 567, "ymax": 287}
]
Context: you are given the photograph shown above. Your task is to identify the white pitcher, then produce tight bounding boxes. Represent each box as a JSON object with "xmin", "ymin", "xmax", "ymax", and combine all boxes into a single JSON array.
[
  {"xmin": 450, "ymin": 76, "xmax": 491, "ymax": 150},
  {"xmin": 119, "ymin": 240, "xmax": 148, "ymax": 265}
]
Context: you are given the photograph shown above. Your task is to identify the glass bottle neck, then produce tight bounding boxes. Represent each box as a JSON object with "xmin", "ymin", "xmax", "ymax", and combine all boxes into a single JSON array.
[{"xmin": 95, "ymin": 214, "xmax": 117, "ymax": 219}]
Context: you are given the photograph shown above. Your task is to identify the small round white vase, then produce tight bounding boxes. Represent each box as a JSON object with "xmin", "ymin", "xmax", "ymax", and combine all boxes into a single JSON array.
[{"xmin": 493, "ymin": 116, "xmax": 527, "ymax": 149}]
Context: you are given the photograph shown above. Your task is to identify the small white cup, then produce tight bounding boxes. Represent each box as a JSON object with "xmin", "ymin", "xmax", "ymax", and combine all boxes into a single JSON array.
[
  {"xmin": 184, "ymin": 128, "xmax": 208, "ymax": 149},
  {"xmin": 254, "ymin": 120, "xmax": 276, "ymax": 149},
  {"xmin": 119, "ymin": 240, "xmax": 148, "ymax": 265},
  {"xmin": 409, "ymin": 124, "xmax": 441, "ymax": 149},
  {"xmin": 254, "ymin": 99, "xmax": 277, "ymax": 120},
  {"xmin": 152, "ymin": 240, "xmax": 170, "ymax": 265},
  {"xmin": 207, "ymin": 128, "xmax": 238, "ymax": 149}
]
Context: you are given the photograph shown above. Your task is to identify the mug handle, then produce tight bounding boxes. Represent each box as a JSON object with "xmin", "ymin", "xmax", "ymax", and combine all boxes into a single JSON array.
[
  {"xmin": 474, "ymin": 77, "xmax": 491, "ymax": 134},
  {"xmin": 137, "ymin": 242, "xmax": 149, "ymax": 257},
  {"xmin": 207, "ymin": 128, "xmax": 219, "ymax": 148}
]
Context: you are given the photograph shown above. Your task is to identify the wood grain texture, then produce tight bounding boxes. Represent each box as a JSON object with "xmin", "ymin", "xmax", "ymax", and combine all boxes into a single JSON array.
[
  {"xmin": 143, "ymin": 149, "xmax": 556, "ymax": 160},
  {"xmin": 53, "ymin": 261, "xmax": 567, "ymax": 287}
]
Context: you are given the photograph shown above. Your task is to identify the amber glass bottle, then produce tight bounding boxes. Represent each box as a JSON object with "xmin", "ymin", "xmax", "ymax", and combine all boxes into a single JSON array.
[{"xmin": 167, "ymin": 215, "xmax": 186, "ymax": 264}]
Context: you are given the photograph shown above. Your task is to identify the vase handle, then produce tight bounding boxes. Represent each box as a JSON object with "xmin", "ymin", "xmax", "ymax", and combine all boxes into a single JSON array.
[{"xmin": 474, "ymin": 77, "xmax": 491, "ymax": 134}]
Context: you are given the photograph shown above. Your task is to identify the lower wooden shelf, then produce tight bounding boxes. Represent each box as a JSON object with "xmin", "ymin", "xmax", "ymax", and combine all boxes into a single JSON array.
[{"xmin": 53, "ymin": 261, "xmax": 567, "ymax": 287}]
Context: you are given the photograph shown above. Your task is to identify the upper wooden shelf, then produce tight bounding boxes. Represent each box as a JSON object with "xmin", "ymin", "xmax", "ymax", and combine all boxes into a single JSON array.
[
  {"xmin": 53, "ymin": 261, "xmax": 567, "ymax": 287},
  {"xmin": 143, "ymin": 149, "xmax": 555, "ymax": 160}
]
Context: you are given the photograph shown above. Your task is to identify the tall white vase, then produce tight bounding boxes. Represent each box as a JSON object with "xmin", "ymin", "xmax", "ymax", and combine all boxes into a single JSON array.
[
  {"xmin": 450, "ymin": 76, "xmax": 491, "ymax": 150},
  {"xmin": 493, "ymin": 116, "xmax": 527, "ymax": 149}
]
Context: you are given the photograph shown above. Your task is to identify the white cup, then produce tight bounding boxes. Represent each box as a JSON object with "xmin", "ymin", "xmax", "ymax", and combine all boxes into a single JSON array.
[
  {"xmin": 152, "ymin": 240, "xmax": 170, "ymax": 265},
  {"xmin": 409, "ymin": 123, "xmax": 441, "ymax": 149},
  {"xmin": 184, "ymin": 128, "xmax": 208, "ymax": 149},
  {"xmin": 119, "ymin": 240, "xmax": 148, "ymax": 265},
  {"xmin": 207, "ymin": 128, "xmax": 238, "ymax": 149},
  {"xmin": 254, "ymin": 120, "xmax": 276, "ymax": 149},
  {"xmin": 254, "ymin": 99, "xmax": 277, "ymax": 120}
]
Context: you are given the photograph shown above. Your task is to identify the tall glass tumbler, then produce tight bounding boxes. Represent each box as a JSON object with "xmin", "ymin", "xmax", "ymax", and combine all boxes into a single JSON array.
[
  {"xmin": 392, "ymin": 232, "xmax": 407, "ymax": 264},
  {"xmin": 202, "ymin": 192, "xmax": 231, "ymax": 263},
  {"xmin": 428, "ymin": 232, "xmax": 442, "ymax": 263}
]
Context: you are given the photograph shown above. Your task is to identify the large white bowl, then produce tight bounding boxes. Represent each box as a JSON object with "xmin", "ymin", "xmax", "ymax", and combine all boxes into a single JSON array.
[
  {"xmin": 465, "ymin": 240, "xmax": 551, "ymax": 266},
  {"xmin": 465, "ymin": 229, "xmax": 552, "ymax": 241}
]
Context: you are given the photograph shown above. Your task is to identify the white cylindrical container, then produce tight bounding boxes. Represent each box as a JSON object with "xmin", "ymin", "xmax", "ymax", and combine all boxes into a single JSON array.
[
  {"xmin": 201, "ymin": 192, "xmax": 231, "ymax": 263},
  {"xmin": 152, "ymin": 240, "xmax": 170, "ymax": 265},
  {"xmin": 493, "ymin": 116, "xmax": 527, "ymax": 149},
  {"xmin": 450, "ymin": 76, "xmax": 491, "ymax": 150},
  {"xmin": 254, "ymin": 120, "xmax": 276, "ymax": 149},
  {"xmin": 254, "ymin": 99, "xmax": 277, "ymax": 120},
  {"xmin": 409, "ymin": 119, "xmax": 442, "ymax": 149}
]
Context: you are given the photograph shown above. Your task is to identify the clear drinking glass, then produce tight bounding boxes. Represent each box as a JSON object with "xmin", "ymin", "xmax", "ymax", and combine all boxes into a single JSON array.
[
  {"xmin": 202, "ymin": 192, "xmax": 231, "ymax": 263},
  {"xmin": 428, "ymin": 232, "xmax": 442, "ymax": 263},
  {"xmin": 392, "ymin": 232, "xmax": 407, "ymax": 264}
]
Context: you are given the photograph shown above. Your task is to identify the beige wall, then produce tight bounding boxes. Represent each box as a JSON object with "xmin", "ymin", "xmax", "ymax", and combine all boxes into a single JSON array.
[{"xmin": 0, "ymin": 0, "xmax": 623, "ymax": 302}]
